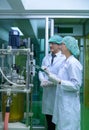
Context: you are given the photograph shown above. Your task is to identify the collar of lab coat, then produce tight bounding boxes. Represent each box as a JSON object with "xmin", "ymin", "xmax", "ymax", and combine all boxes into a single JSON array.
[
  {"xmin": 49, "ymin": 51, "xmax": 62, "ymax": 65},
  {"xmin": 50, "ymin": 51, "xmax": 62, "ymax": 57}
]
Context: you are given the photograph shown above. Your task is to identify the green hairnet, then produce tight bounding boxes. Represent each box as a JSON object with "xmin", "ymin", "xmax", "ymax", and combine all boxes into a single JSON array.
[
  {"xmin": 48, "ymin": 35, "xmax": 63, "ymax": 44},
  {"xmin": 62, "ymin": 36, "xmax": 80, "ymax": 57}
]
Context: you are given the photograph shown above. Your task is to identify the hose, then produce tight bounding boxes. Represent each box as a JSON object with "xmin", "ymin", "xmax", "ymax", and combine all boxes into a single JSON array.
[
  {"xmin": 0, "ymin": 67, "xmax": 25, "ymax": 87},
  {"xmin": 4, "ymin": 97, "xmax": 11, "ymax": 130},
  {"xmin": 4, "ymin": 112, "xmax": 10, "ymax": 130}
]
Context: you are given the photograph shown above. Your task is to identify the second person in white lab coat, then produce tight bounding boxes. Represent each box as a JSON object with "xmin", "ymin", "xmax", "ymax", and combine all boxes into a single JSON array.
[{"xmin": 43, "ymin": 36, "xmax": 83, "ymax": 130}]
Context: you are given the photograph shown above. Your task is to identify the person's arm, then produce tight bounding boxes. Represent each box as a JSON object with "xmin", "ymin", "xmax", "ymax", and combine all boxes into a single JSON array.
[
  {"xmin": 43, "ymin": 62, "xmax": 82, "ymax": 91},
  {"xmin": 38, "ymin": 71, "xmax": 46, "ymax": 82},
  {"xmin": 61, "ymin": 63, "xmax": 83, "ymax": 91}
]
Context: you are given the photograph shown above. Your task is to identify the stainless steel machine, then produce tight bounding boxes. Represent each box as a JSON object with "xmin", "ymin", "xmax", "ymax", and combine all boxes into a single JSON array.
[{"xmin": 0, "ymin": 37, "xmax": 34, "ymax": 130}]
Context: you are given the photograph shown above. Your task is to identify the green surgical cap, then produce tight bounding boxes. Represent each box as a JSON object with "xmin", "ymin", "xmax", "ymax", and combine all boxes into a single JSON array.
[
  {"xmin": 48, "ymin": 35, "xmax": 63, "ymax": 44},
  {"xmin": 62, "ymin": 36, "xmax": 80, "ymax": 57}
]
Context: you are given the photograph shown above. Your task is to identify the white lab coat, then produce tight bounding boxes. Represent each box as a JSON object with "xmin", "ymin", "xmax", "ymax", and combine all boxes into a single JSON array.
[
  {"xmin": 52, "ymin": 55, "xmax": 83, "ymax": 130},
  {"xmin": 39, "ymin": 51, "xmax": 65, "ymax": 115}
]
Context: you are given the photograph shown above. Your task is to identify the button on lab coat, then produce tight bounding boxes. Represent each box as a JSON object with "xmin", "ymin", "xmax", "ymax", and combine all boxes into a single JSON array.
[
  {"xmin": 39, "ymin": 51, "xmax": 65, "ymax": 115},
  {"xmin": 52, "ymin": 55, "xmax": 83, "ymax": 130}
]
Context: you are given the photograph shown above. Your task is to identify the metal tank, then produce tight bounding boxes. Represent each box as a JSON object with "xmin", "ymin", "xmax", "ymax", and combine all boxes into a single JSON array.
[
  {"xmin": 0, "ymin": 40, "xmax": 33, "ymax": 130},
  {"xmin": 2, "ymin": 67, "xmax": 25, "ymax": 122}
]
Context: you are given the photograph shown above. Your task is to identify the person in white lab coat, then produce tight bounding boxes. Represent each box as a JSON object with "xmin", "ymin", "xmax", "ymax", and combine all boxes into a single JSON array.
[
  {"xmin": 43, "ymin": 36, "xmax": 83, "ymax": 130},
  {"xmin": 39, "ymin": 35, "xmax": 65, "ymax": 130}
]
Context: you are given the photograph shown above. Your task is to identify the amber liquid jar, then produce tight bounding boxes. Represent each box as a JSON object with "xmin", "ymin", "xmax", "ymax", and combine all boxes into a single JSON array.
[{"xmin": 2, "ymin": 92, "xmax": 25, "ymax": 122}]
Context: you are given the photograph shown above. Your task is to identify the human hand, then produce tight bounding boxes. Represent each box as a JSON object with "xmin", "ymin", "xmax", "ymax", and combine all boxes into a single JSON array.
[
  {"xmin": 48, "ymin": 73, "xmax": 61, "ymax": 84},
  {"xmin": 41, "ymin": 66, "xmax": 61, "ymax": 84},
  {"xmin": 40, "ymin": 80, "xmax": 55, "ymax": 87}
]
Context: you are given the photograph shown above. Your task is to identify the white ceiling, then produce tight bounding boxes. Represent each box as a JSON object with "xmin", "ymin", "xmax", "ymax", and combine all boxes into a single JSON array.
[{"xmin": 0, "ymin": 0, "xmax": 89, "ymax": 43}]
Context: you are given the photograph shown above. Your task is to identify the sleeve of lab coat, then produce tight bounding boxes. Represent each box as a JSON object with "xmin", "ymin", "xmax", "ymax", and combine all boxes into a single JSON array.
[
  {"xmin": 38, "ymin": 57, "xmax": 48, "ymax": 81},
  {"xmin": 38, "ymin": 71, "xmax": 47, "ymax": 81},
  {"xmin": 61, "ymin": 63, "xmax": 83, "ymax": 91}
]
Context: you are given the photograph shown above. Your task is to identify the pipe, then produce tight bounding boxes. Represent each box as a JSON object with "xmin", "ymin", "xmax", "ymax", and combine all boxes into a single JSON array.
[
  {"xmin": 4, "ymin": 110, "xmax": 10, "ymax": 130},
  {"xmin": 0, "ymin": 48, "xmax": 30, "ymax": 54},
  {"xmin": 45, "ymin": 17, "xmax": 49, "ymax": 56},
  {"xmin": 25, "ymin": 38, "xmax": 30, "ymax": 126},
  {"xmin": 0, "ymin": 88, "xmax": 31, "ymax": 93},
  {"xmin": 4, "ymin": 97, "xmax": 11, "ymax": 130}
]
